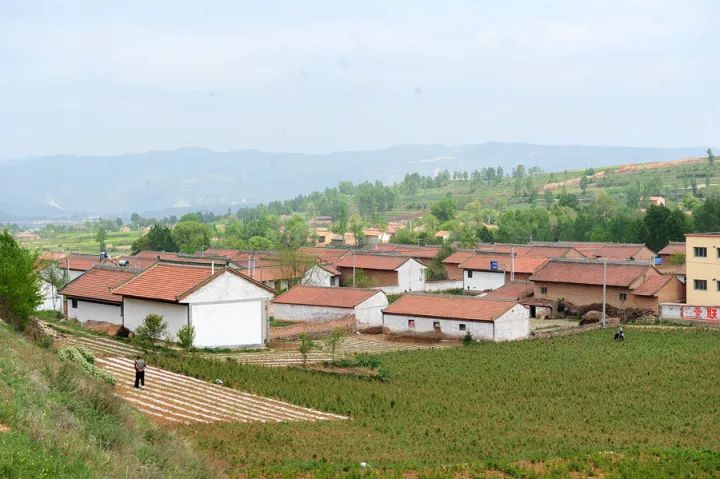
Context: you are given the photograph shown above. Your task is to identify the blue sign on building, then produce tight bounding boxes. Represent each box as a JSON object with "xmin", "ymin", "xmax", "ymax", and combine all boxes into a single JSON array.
[
  {"xmin": 490, "ymin": 260, "xmax": 498, "ymax": 271},
  {"xmin": 654, "ymin": 256, "xmax": 663, "ymax": 266}
]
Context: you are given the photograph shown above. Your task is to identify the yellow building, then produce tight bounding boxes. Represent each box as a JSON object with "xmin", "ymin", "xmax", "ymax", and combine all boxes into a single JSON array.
[{"xmin": 686, "ymin": 233, "xmax": 720, "ymax": 307}]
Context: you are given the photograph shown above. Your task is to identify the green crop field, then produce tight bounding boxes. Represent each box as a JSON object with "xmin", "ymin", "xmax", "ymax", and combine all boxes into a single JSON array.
[
  {"xmin": 150, "ymin": 328, "xmax": 720, "ymax": 478},
  {"xmin": 21, "ymin": 229, "xmax": 143, "ymax": 254}
]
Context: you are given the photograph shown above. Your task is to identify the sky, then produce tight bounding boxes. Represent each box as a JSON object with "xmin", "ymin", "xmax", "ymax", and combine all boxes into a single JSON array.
[{"xmin": 0, "ymin": 0, "xmax": 718, "ymax": 158}]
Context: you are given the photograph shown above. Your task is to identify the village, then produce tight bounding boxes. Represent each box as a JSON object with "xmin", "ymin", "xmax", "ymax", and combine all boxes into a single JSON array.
[{"xmin": 35, "ymin": 223, "xmax": 716, "ymax": 351}]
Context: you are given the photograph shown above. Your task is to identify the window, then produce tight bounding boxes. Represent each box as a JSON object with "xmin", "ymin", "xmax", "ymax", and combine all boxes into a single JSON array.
[
  {"xmin": 420, "ymin": 270, "xmax": 424, "ymax": 281},
  {"xmin": 467, "ymin": 270, "xmax": 473, "ymax": 278},
  {"xmin": 71, "ymin": 299, "xmax": 78, "ymax": 308},
  {"xmin": 694, "ymin": 247, "xmax": 707, "ymax": 258},
  {"xmin": 540, "ymin": 287, "xmax": 548, "ymax": 295},
  {"xmin": 408, "ymin": 319, "xmax": 415, "ymax": 328},
  {"xmin": 717, "ymin": 248, "xmax": 720, "ymax": 259},
  {"xmin": 433, "ymin": 321, "xmax": 440, "ymax": 330},
  {"xmin": 717, "ymin": 281, "xmax": 720, "ymax": 292},
  {"xmin": 694, "ymin": 279, "xmax": 708, "ymax": 291},
  {"xmin": 619, "ymin": 293, "xmax": 627, "ymax": 301},
  {"xmin": 459, "ymin": 323, "xmax": 467, "ymax": 331}
]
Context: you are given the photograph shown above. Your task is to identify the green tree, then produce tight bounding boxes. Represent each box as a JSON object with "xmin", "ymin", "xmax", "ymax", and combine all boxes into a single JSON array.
[
  {"xmin": 708, "ymin": 147, "xmax": 715, "ymax": 165},
  {"xmin": 579, "ymin": 176, "xmax": 589, "ymax": 193},
  {"xmin": 0, "ymin": 232, "xmax": 41, "ymax": 330},
  {"xmin": 133, "ymin": 313, "xmax": 168, "ymax": 350},
  {"xmin": 172, "ymin": 221, "xmax": 211, "ymax": 254},
  {"xmin": 177, "ymin": 324, "xmax": 196, "ymax": 351},
  {"xmin": 298, "ymin": 334, "xmax": 317, "ymax": 368},
  {"xmin": 131, "ymin": 224, "xmax": 179, "ymax": 254},
  {"xmin": 39, "ymin": 262, "xmax": 68, "ymax": 312},
  {"xmin": 325, "ymin": 329, "xmax": 345, "ymax": 361},
  {"xmin": 693, "ymin": 195, "xmax": 720, "ymax": 232},
  {"xmin": 95, "ymin": 227, "xmax": 108, "ymax": 251},
  {"xmin": 426, "ymin": 243, "xmax": 453, "ymax": 280},
  {"xmin": 282, "ymin": 215, "xmax": 309, "ymax": 248},
  {"xmin": 430, "ymin": 198, "xmax": 457, "ymax": 222}
]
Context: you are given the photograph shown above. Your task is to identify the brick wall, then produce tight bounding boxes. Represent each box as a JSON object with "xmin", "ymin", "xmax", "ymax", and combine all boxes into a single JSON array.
[
  {"xmin": 534, "ymin": 282, "xmax": 658, "ymax": 311},
  {"xmin": 337, "ymin": 267, "xmax": 398, "ymax": 287}
]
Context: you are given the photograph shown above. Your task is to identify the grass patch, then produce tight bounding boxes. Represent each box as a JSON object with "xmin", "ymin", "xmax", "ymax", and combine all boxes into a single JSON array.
[
  {"xmin": 0, "ymin": 323, "xmax": 212, "ymax": 478},
  {"xmin": 150, "ymin": 328, "xmax": 720, "ymax": 477}
]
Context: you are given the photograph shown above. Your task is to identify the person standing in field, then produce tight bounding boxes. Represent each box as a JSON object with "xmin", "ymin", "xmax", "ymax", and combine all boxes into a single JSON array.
[{"xmin": 134, "ymin": 355, "xmax": 146, "ymax": 389}]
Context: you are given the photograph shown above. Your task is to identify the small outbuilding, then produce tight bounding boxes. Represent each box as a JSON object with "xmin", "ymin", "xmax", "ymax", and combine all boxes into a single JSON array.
[
  {"xmin": 113, "ymin": 262, "xmax": 275, "ymax": 348},
  {"xmin": 59, "ymin": 265, "xmax": 141, "ymax": 324},
  {"xmin": 273, "ymin": 285, "xmax": 388, "ymax": 327},
  {"xmin": 382, "ymin": 294, "xmax": 530, "ymax": 341}
]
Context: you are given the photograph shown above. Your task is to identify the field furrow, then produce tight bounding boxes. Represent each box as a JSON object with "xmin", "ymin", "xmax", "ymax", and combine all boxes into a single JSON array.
[{"xmin": 96, "ymin": 357, "xmax": 347, "ymax": 424}]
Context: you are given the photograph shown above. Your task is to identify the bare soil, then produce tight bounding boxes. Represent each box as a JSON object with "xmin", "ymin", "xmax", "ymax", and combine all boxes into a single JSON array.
[{"xmin": 0, "ymin": 424, "xmax": 10, "ymax": 433}]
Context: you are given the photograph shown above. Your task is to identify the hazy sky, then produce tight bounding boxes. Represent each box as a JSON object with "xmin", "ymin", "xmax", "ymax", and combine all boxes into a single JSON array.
[{"xmin": 1, "ymin": 0, "xmax": 718, "ymax": 158}]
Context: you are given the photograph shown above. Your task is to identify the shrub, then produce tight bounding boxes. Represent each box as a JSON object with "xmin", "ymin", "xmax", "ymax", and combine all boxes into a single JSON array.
[
  {"xmin": 133, "ymin": 313, "xmax": 168, "ymax": 351},
  {"xmin": 463, "ymin": 331, "xmax": 474, "ymax": 345},
  {"xmin": 58, "ymin": 346, "xmax": 115, "ymax": 385},
  {"xmin": 298, "ymin": 334, "xmax": 316, "ymax": 368},
  {"xmin": 177, "ymin": 324, "xmax": 196, "ymax": 351},
  {"xmin": 325, "ymin": 329, "xmax": 345, "ymax": 361}
]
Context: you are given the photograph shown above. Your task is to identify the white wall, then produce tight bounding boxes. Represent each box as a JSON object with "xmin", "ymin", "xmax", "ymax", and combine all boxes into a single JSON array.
[
  {"xmin": 424, "ymin": 280, "xmax": 464, "ymax": 292},
  {"xmin": 273, "ymin": 303, "xmax": 355, "ymax": 322},
  {"xmin": 463, "ymin": 270, "xmax": 505, "ymax": 292},
  {"xmin": 184, "ymin": 271, "xmax": 274, "ymax": 303},
  {"xmin": 355, "ymin": 292, "xmax": 389, "ymax": 326},
  {"xmin": 397, "ymin": 259, "xmax": 427, "ymax": 293},
  {"xmin": 66, "ymin": 298, "xmax": 123, "ymax": 325},
  {"xmin": 123, "ymin": 297, "xmax": 188, "ymax": 341},
  {"xmin": 302, "ymin": 266, "xmax": 338, "ymax": 287},
  {"xmin": 383, "ymin": 313, "xmax": 494, "ymax": 340},
  {"xmin": 383, "ymin": 304, "xmax": 529, "ymax": 341},
  {"xmin": 190, "ymin": 301, "xmax": 264, "ymax": 348},
  {"xmin": 40, "ymin": 281, "xmax": 63, "ymax": 312},
  {"xmin": 493, "ymin": 304, "xmax": 530, "ymax": 340}
]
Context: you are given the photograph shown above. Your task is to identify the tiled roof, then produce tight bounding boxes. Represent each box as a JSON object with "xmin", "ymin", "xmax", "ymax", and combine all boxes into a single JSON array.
[
  {"xmin": 475, "ymin": 243, "xmax": 577, "ymax": 258},
  {"xmin": 59, "ymin": 253, "xmax": 104, "ymax": 271},
  {"xmin": 442, "ymin": 250, "xmax": 475, "ymax": 265},
  {"xmin": 371, "ymin": 244, "xmax": 441, "ymax": 259},
  {"xmin": 274, "ymin": 285, "xmax": 380, "ymax": 308},
  {"xmin": 297, "ymin": 247, "xmax": 351, "ymax": 263},
  {"xmin": 113, "ymin": 263, "xmax": 220, "ymax": 302},
  {"xmin": 632, "ymin": 275, "xmax": 673, "ymax": 296},
  {"xmin": 202, "ymin": 248, "xmax": 282, "ymax": 266},
  {"xmin": 317, "ymin": 263, "xmax": 342, "ymax": 275},
  {"xmin": 241, "ymin": 265, "xmax": 302, "ymax": 282},
  {"xmin": 132, "ymin": 250, "xmax": 183, "ymax": 260},
  {"xmin": 335, "ymin": 254, "xmax": 414, "ymax": 271},
  {"xmin": 114, "ymin": 255, "xmax": 158, "ymax": 270},
  {"xmin": 529, "ymin": 260, "xmax": 650, "ymax": 287},
  {"xmin": 685, "ymin": 232, "xmax": 720, "ymax": 237},
  {"xmin": 569, "ymin": 243, "xmax": 651, "ymax": 259},
  {"xmin": 658, "ymin": 242, "xmax": 685, "ymax": 256},
  {"xmin": 383, "ymin": 295, "xmax": 516, "ymax": 322},
  {"xmin": 482, "ymin": 281, "xmax": 534, "ymax": 300},
  {"xmin": 459, "ymin": 256, "xmax": 548, "ymax": 274},
  {"xmin": 60, "ymin": 266, "xmax": 139, "ymax": 304}
]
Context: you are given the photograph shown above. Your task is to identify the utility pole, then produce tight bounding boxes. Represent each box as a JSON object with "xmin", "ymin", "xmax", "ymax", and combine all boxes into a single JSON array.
[
  {"xmin": 602, "ymin": 259, "xmax": 607, "ymax": 328},
  {"xmin": 352, "ymin": 249, "xmax": 356, "ymax": 287},
  {"xmin": 510, "ymin": 246, "xmax": 515, "ymax": 282}
]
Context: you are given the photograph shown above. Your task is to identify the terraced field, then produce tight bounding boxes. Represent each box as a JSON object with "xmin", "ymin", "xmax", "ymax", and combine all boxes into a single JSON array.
[
  {"xmin": 95, "ymin": 357, "xmax": 347, "ymax": 425},
  {"xmin": 55, "ymin": 331, "xmax": 139, "ymax": 357}
]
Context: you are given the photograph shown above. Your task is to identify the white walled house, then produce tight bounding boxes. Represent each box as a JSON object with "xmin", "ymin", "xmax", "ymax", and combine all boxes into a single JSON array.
[
  {"xmin": 113, "ymin": 262, "xmax": 275, "ymax": 348},
  {"xmin": 59, "ymin": 266, "xmax": 140, "ymax": 324},
  {"xmin": 382, "ymin": 294, "xmax": 530, "ymax": 341},
  {"xmin": 302, "ymin": 264, "xmax": 341, "ymax": 287},
  {"xmin": 460, "ymin": 255, "xmax": 548, "ymax": 292},
  {"xmin": 334, "ymin": 254, "xmax": 427, "ymax": 294},
  {"xmin": 273, "ymin": 285, "xmax": 388, "ymax": 327}
]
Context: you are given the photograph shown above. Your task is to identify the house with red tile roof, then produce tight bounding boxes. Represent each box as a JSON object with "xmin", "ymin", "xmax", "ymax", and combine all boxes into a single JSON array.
[
  {"xmin": 334, "ymin": 253, "xmax": 427, "ymax": 293},
  {"xmin": 382, "ymin": 294, "xmax": 529, "ymax": 341},
  {"xmin": 442, "ymin": 250, "xmax": 475, "ymax": 280},
  {"xmin": 59, "ymin": 265, "xmax": 142, "ymax": 325},
  {"xmin": 459, "ymin": 254, "xmax": 549, "ymax": 292},
  {"xmin": 57, "ymin": 253, "xmax": 108, "ymax": 280},
  {"xmin": 113, "ymin": 262, "xmax": 275, "ymax": 348},
  {"xmin": 301, "ymin": 263, "xmax": 342, "ymax": 287},
  {"xmin": 273, "ymin": 285, "xmax": 388, "ymax": 326},
  {"xmin": 529, "ymin": 258, "xmax": 684, "ymax": 316}
]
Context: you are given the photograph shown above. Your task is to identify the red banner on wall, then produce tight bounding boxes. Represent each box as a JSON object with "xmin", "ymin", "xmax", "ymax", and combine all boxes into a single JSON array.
[{"xmin": 681, "ymin": 306, "xmax": 720, "ymax": 320}]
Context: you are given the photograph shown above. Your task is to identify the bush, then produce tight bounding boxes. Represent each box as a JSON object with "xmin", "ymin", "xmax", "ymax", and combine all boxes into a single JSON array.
[
  {"xmin": 58, "ymin": 346, "xmax": 116, "ymax": 385},
  {"xmin": 133, "ymin": 313, "xmax": 168, "ymax": 351},
  {"xmin": 177, "ymin": 324, "xmax": 196, "ymax": 351},
  {"xmin": 463, "ymin": 331, "xmax": 474, "ymax": 345}
]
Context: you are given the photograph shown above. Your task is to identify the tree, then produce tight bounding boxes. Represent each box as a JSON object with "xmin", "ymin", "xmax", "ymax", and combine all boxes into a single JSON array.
[
  {"xmin": 278, "ymin": 249, "xmax": 315, "ymax": 290},
  {"xmin": 95, "ymin": 227, "xmax": 108, "ymax": 251},
  {"xmin": 708, "ymin": 148, "xmax": 715, "ymax": 165},
  {"xmin": 430, "ymin": 198, "xmax": 457, "ymax": 222},
  {"xmin": 298, "ymin": 334, "xmax": 316, "ymax": 368},
  {"xmin": 0, "ymin": 231, "xmax": 41, "ymax": 330},
  {"xmin": 579, "ymin": 176, "xmax": 589, "ymax": 193},
  {"xmin": 325, "ymin": 329, "xmax": 345, "ymax": 361},
  {"xmin": 643, "ymin": 204, "xmax": 687, "ymax": 252},
  {"xmin": 177, "ymin": 324, "xmax": 196, "ymax": 351},
  {"xmin": 281, "ymin": 215, "xmax": 309, "ymax": 248},
  {"xmin": 693, "ymin": 195, "xmax": 720, "ymax": 232},
  {"xmin": 172, "ymin": 221, "xmax": 211, "ymax": 254},
  {"xmin": 426, "ymin": 243, "xmax": 453, "ymax": 281},
  {"xmin": 133, "ymin": 313, "xmax": 168, "ymax": 350},
  {"xmin": 131, "ymin": 224, "xmax": 179, "ymax": 254}
]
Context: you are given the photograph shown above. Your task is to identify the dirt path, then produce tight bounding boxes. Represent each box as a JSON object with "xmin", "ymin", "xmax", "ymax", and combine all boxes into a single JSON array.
[{"xmin": 95, "ymin": 357, "xmax": 347, "ymax": 425}]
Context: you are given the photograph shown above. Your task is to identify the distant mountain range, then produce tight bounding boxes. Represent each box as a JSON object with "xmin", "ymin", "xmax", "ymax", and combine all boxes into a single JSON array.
[{"xmin": 0, "ymin": 143, "xmax": 709, "ymax": 220}]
